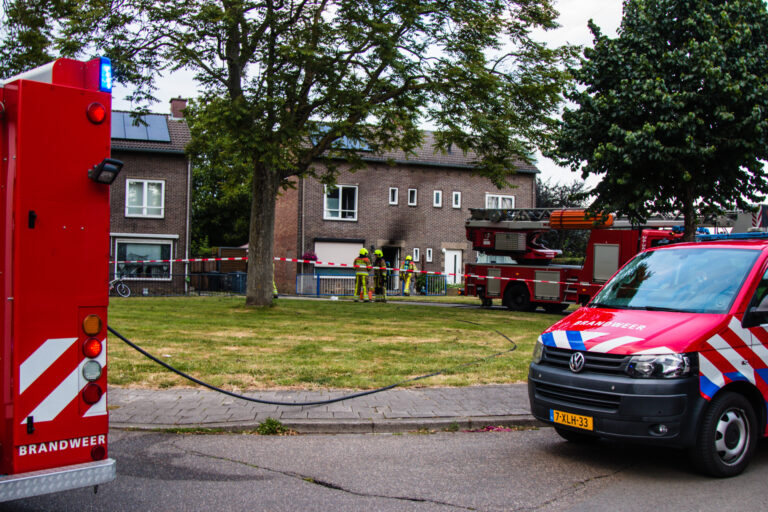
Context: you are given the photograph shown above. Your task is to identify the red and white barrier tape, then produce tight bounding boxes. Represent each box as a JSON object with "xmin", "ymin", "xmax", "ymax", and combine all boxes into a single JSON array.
[{"xmin": 109, "ymin": 255, "xmax": 596, "ymax": 288}]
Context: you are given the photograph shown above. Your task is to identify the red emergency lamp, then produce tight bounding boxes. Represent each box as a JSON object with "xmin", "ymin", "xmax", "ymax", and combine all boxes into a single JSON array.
[
  {"xmin": 86, "ymin": 102, "xmax": 107, "ymax": 124},
  {"xmin": 83, "ymin": 338, "xmax": 103, "ymax": 358},
  {"xmin": 88, "ymin": 158, "xmax": 123, "ymax": 185}
]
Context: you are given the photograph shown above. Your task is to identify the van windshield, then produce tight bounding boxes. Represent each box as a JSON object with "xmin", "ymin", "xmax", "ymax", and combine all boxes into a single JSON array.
[{"xmin": 590, "ymin": 247, "xmax": 759, "ymax": 314}]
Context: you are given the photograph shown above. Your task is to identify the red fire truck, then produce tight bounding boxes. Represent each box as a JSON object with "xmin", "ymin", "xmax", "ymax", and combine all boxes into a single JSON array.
[
  {"xmin": 0, "ymin": 58, "xmax": 120, "ymax": 500},
  {"xmin": 463, "ymin": 208, "xmax": 738, "ymax": 312}
]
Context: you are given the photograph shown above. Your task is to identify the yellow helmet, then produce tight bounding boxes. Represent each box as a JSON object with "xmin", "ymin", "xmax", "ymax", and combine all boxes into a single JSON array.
[
  {"xmin": 406, "ymin": 255, "xmax": 412, "ymax": 261},
  {"xmin": 359, "ymin": 248, "xmax": 368, "ymax": 256},
  {"xmin": 374, "ymin": 250, "xmax": 383, "ymax": 257}
]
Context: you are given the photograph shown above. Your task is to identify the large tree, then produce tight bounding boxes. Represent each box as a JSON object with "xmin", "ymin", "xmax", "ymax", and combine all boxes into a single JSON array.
[
  {"xmin": 548, "ymin": 0, "xmax": 768, "ymax": 240},
  {"xmin": 2, "ymin": 0, "xmax": 574, "ymax": 305}
]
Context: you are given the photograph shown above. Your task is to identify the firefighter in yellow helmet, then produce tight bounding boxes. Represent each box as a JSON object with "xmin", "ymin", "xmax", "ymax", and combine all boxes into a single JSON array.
[
  {"xmin": 353, "ymin": 248, "xmax": 371, "ymax": 302},
  {"xmin": 400, "ymin": 255, "xmax": 416, "ymax": 296},
  {"xmin": 372, "ymin": 249, "xmax": 388, "ymax": 302}
]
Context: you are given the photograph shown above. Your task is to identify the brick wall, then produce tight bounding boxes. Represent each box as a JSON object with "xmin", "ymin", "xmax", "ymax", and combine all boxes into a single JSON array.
[
  {"xmin": 110, "ymin": 150, "xmax": 189, "ymax": 291},
  {"xmin": 274, "ymin": 162, "xmax": 535, "ymax": 284}
]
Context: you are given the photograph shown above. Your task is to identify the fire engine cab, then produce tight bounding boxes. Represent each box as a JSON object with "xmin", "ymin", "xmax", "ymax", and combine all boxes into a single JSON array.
[
  {"xmin": 529, "ymin": 233, "xmax": 768, "ymax": 477},
  {"xmin": 0, "ymin": 58, "xmax": 118, "ymax": 499},
  {"xmin": 464, "ymin": 208, "xmax": 736, "ymax": 312}
]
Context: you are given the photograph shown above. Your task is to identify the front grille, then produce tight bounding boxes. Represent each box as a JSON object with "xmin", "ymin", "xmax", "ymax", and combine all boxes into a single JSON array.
[
  {"xmin": 542, "ymin": 346, "xmax": 628, "ymax": 375},
  {"xmin": 535, "ymin": 381, "xmax": 620, "ymax": 411}
]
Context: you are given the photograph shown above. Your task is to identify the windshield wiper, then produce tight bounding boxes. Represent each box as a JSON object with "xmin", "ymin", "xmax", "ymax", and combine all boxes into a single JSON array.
[{"xmin": 632, "ymin": 306, "xmax": 682, "ymax": 312}]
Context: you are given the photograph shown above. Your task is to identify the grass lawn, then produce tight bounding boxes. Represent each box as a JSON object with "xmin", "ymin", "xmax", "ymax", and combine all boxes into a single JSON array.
[{"xmin": 107, "ymin": 296, "xmax": 565, "ymax": 390}]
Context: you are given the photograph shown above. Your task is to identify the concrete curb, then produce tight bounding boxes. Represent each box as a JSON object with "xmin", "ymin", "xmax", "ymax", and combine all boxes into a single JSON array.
[{"xmin": 111, "ymin": 414, "xmax": 544, "ymax": 434}]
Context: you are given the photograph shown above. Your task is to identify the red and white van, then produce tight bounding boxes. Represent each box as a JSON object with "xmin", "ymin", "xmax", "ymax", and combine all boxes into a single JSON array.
[{"xmin": 528, "ymin": 236, "xmax": 768, "ymax": 476}]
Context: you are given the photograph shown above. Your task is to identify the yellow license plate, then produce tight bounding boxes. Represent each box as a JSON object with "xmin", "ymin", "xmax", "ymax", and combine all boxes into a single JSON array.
[{"xmin": 550, "ymin": 409, "xmax": 593, "ymax": 431}]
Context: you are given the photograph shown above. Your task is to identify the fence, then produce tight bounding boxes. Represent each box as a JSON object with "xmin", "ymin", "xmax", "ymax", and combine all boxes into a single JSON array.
[
  {"xmin": 295, "ymin": 273, "xmax": 447, "ymax": 297},
  {"xmin": 109, "ymin": 271, "xmax": 448, "ymax": 297}
]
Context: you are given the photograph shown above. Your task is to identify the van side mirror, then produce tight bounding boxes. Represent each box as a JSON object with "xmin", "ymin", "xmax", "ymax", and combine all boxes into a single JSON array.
[{"xmin": 742, "ymin": 307, "xmax": 768, "ymax": 328}]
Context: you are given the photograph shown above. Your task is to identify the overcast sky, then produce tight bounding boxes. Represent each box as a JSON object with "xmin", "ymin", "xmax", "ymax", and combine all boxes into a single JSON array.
[{"xmin": 112, "ymin": 0, "xmax": 625, "ymax": 186}]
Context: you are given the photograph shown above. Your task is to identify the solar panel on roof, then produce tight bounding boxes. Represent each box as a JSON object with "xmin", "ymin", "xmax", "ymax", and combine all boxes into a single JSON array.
[
  {"xmin": 111, "ymin": 112, "xmax": 126, "ymax": 138},
  {"xmin": 111, "ymin": 112, "xmax": 171, "ymax": 142}
]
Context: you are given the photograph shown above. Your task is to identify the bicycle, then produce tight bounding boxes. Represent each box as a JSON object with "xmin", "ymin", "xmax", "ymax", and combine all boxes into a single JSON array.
[{"xmin": 109, "ymin": 277, "xmax": 131, "ymax": 297}]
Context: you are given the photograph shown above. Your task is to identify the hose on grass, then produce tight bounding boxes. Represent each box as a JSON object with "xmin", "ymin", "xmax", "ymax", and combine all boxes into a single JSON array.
[{"xmin": 107, "ymin": 320, "xmax": 516, "ymax": 407}]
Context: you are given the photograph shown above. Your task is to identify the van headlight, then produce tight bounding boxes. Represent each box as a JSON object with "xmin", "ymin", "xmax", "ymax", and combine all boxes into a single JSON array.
[
  {"xmin": 626, "ymin": 353, "xmax": 691, "ymax": 378},
  {"xmin": 532, "ymin": 339, "xmax": 544, "ymax": 364}
]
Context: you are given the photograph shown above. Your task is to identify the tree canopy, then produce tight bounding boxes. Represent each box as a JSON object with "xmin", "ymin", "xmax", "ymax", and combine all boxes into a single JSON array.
[
  {"xmin": 548, "ymin": 0, "xmax": 768, "ymax": 240},
  {"xmin": 2, "ymin": 0, "xmax": 575, "ymax": 305}
]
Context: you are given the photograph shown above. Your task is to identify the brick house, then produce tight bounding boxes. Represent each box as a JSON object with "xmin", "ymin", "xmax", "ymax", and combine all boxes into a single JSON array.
[
  {"xmin": 273, "ymin": 132, "xmax": 537, "ymax": 293},
  {"xmin": 109, "ymin": 99, "xmax": 191, "ymax": 295}
]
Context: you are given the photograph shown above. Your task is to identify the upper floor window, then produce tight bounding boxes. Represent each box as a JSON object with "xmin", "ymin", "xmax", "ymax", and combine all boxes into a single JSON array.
[
  {"xmin": 408, "ymin": 188, "xmax": 418, "ymax": 206},
  {"xmin": 452, "ymin": 191, "xmax": 462, "ymax": 209},
  {"xmin": 324, "ymin": 185, "xmax": 358, "ymax": 221},
  {"xmin": 425, "ymin": 248, "xmax": 433, "ymax": 262},
  {"xmin": 413, "ymin": 247, "xmax": 420, "ymax": 262},
  {"xmin": 389, "ymin": 187, "xmax": 398, "ymax": 205},
  {"xmin": 126, "ymin": 179, "xmax": 165, "ymax": 218},
  {"xmin": 485, "ymin": 194, "xmax": 514, "ymax": 209},
  {"xmin": 433, "ymin": 190, "xmax": 443, "ymax": 208}
]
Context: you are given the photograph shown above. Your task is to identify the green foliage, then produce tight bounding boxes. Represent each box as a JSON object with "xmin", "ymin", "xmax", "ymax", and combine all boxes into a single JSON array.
[
  {"xmin": 2, "ymin": 0, "xmax": 577, "ymax": 303},
  {"xmin": 548, "ymin": 0, "xmax": 768, "ymax": 240},
  {"xmin": 256, "ymin": 417, "xmax": 288, "ymax": 436},
  {"xmin": 536, "ymin": 177, "xmax": 589, "ymax": 257}
]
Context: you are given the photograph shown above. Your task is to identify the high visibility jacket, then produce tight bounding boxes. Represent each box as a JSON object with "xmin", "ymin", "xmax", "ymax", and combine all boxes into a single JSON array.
[
  {"xmin": 354, "ymin": 256, "xmax": 371, "ymax": 275},
  {"xmin": 400, "ymin": 261, "xmax": 415, "ymax": 273},
  {"xmin": 373, "ymin": 256, "xmax": 387, "ymax": 278}
]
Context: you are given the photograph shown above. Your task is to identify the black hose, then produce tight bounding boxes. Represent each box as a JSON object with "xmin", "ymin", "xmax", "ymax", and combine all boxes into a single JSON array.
[{"xmin": 107, "ymin": 321, "xmax": 516, "ymax": 407}]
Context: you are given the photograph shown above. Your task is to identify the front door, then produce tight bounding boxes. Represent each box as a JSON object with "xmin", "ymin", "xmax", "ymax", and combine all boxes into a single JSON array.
[{"xmin": 445, "ymin": 249, "xmax": 462, "ymax": 285}]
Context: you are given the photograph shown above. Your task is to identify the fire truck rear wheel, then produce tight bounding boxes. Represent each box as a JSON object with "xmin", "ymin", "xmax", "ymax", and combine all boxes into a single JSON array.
[
  {"xmin": 554, "ymin": 426, "xmax": 599, "ymax": 444},
  {"xmin": 689, "ymin": 391, "xmax": 757, "ymax": 477},
  {"xmin": 504, "ymin": 283, "xmax": 533, "ymax": 311}
]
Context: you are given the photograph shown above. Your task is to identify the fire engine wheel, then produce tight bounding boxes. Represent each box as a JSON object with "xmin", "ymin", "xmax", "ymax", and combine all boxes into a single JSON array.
[
  {"xmin": 554, "ymin": 426, "xmax": 599, "ymax": 444},
  {"xmin": 116, "ymin": 282, "xmax": 131, "ymax": 297},
  {"xmin": 504, "ymin": 283, "xmax": 534, "ymax": 311},
  {"xmin": 690, "ymin": 391, "xmax": 757, "ymax": 477}
]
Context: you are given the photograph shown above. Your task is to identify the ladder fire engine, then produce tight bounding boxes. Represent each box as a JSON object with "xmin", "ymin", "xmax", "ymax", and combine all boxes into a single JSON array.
[
  {"xmin": 463, "ymin": 208, "xmax": 742, "ymax": 312},
  {"xmin": 0, "ymin": 58, "xmax": 119, "ymax": 500}
]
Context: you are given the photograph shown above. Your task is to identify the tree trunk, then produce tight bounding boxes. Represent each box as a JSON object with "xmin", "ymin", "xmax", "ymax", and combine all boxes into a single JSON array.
[
  {"xmin": 682, "ymin": 187, "xmax": 696, "ymax": 242},
  {"xmin": 245, "ymin": 167, "xmax": 279, "ymax": 306}
]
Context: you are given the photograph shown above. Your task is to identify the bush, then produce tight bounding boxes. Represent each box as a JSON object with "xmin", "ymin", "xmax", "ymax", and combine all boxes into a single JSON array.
[{"xmin": 256, "ymin": 417, "xmax": 288, "ymax": 435}]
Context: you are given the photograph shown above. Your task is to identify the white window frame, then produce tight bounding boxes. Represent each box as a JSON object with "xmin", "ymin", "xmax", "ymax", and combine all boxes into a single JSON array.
[
  {"xmin": 408, "ymin": 188, "xmax": 418, "ymax": 206},
  {"xmin": 125, "ymin": 179, "xmax": 165, "ymax": 218},
  {"xmin": 426, "ymin": 248, "xmax": 433, "ymax": 262},
  {"xmin": 485, "ymin": 193, "xmax": 515, "ymax": 209},
  {"xmin": 389, "ymin": 187, "xmax": 398, "ymax": 205},
  {"xmin": 114, "ymin": 238, "xmax": 173, "ymax": 281},
  {"xmin": 413, "ymin": 247, "xmax": 420, "ymax": 262},
  {"xmin": 323, "ymin": 185, "xmax": 358, "ymax": 221},
  {"xmin": 452, "ymin": 191, "xmax": 462, "ymax": 209},
  {"xmin": 433, "ymin": 190, "xmax": 443, "ymax": 208}
]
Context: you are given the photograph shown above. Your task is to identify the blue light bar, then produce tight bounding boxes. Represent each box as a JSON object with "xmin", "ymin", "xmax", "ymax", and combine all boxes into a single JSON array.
[{"xmin": 99, "ymin": 57, "xmax": 112, "ymax": 93}]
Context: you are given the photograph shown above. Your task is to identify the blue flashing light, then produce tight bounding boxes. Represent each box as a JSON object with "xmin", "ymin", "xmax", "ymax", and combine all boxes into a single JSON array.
[{"xmin": 99, "ymin": 57, "xmax": 112, "ymax": 93}]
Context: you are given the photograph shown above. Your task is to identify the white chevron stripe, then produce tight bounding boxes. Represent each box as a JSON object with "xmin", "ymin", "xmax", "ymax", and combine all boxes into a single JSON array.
[
  {"xmin": 707, "ymin": 334, "xmax": 755, "ymax": 384},
  {"xmin": 23, "ymin": 364, "xmax": 81, "ymax": 423},
  {"xmin": 700, "ymin": 353, "xmax": 726, "ymax": 388},
  {"xmin": 19, "ymin": 337, "xmax": 77, "ymax": 394},
  {"xmin": 551, "ymin": 331, "xmax": 572, "ymax": 349},
  {"xmin": 727, "ymin": 317, "xmax": 768, "ymax": 367},
  {"xmin": 632, "ymin": 346, "xmax": 675, "ymax": 355},
  {"xmin": 589, "ymin": 335, "xmax": 643, "ymax": 353}
]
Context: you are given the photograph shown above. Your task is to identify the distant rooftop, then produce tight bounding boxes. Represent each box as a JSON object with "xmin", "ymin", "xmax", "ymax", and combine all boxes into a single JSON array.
[{"xmin": 111, "ymin": 111, "xmax": 190, "ymax": 154}]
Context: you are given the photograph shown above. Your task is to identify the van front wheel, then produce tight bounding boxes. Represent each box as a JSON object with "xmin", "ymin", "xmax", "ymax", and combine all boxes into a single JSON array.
[{"xmin": 690, "ymin": 391, "xmax": 756, "ymax": 477}]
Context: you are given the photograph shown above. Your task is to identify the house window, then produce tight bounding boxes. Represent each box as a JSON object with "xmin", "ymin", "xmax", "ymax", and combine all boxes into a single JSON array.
[
  {"xmin": 413, "ymin": 247, "xmax": 420, "ymax": 262},
  {"xmin": 433, "ymin": 190, "xmax": 443, "ymax": 208},
  {"xmin": 408, "ymin": 189, "xmax": 418, "ymax": 206},
  {"xmin": 452, "ymin": 191, "xmax": 461, "ymax": 209},
  {"xmin": 426, "ymin": 248, "xmax": 433, "ymax": 262},
  {"xmin": 115, "ymin": 240, "xmax": 172, "ymax": 280},
  {"xmin": 485, "ymin": 194, "xmax": 515, "ymax": 209},
  {"xmin": 389, "ymin": 187, "xmax": 398, "ymax": 205},
  {"xmin": 126, "ymin": 179, "xmax": 165, "ymax": 218},
  {"xmin": 324, "ymin": 185, "xmax": 358, "ymax": 221}
]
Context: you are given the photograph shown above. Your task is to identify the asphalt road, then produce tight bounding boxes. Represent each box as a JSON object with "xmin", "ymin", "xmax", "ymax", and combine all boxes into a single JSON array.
[{"xmin": 4, "ymin": 427, "xmax": 768, "ymax": 512}]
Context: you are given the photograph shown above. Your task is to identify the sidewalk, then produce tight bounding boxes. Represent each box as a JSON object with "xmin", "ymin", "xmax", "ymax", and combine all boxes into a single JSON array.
[{"xmin": 108, "ymin": 384, "xmax": 539, "ymax": 434}]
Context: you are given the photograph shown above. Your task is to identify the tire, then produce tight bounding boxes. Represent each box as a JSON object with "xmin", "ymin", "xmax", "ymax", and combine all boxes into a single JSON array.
[
  {"xmin": 554, "ymin": 426, "xmax": 599, "ymax": 444},
  {"xmin": 543, "ymin": 303, "xmax": 569, "ymax": 314},
  {"xmin": 689, "ymin": 391, "xmax": 757, "ymax": 477},
  {"xmin": 504, "ymin": 283, "xmax": 533, "ymax": 311},
  {"xmin": 116, "ymin": 282, "xmax": 131, "ymax": 297}
]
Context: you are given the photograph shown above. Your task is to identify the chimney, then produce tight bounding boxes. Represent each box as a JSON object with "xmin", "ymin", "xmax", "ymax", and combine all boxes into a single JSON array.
[{"xmin": 170, "ymin": 97, "xmax": 187, "ymax": 119}]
